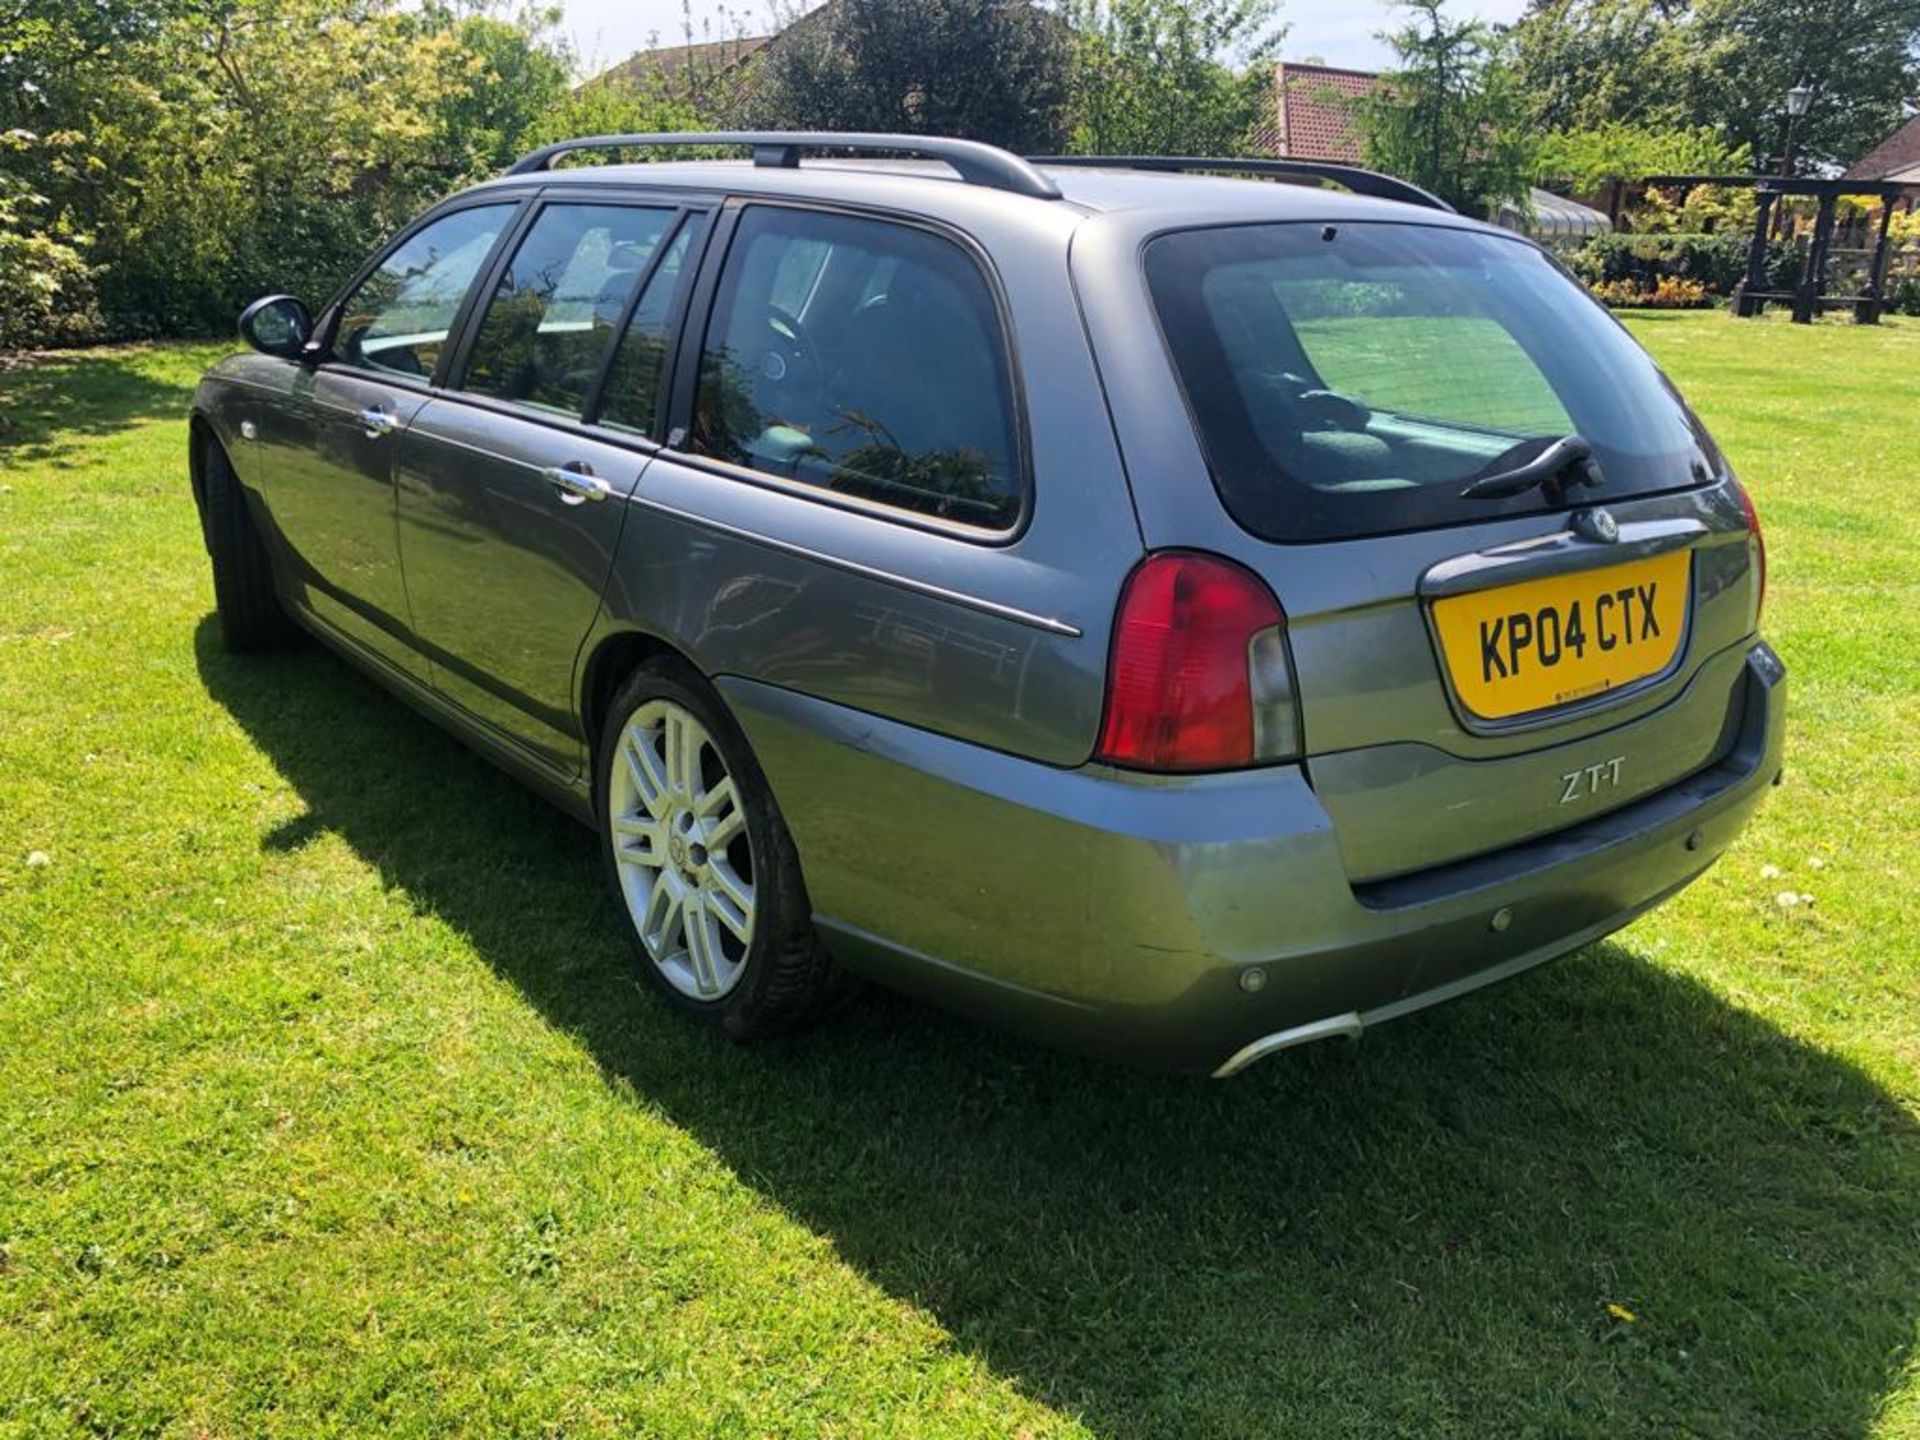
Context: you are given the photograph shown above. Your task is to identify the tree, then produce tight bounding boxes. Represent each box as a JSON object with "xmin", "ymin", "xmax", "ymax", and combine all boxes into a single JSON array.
[
  {"xmin": 1058, "ymin": 0, "xmax": 1283, "ymax": 157},
  {"xmin": 0, "ymin": 0, "xmax": 577, "ymax": 340},
  {"xmin": 1358, "ymin": 0, "xmax": 1536, "ymax": 219},
  {"xmin": 1511, "ymin": 0, "xmax": 1920, "ymax": 172},
  {"xmin": 1687, "ymin": 0, "xmax": 1920, "ymax": 171},
  {"xmin": 1508, "ymin": 0, "xmax": 1690, "ymax": 135},
  {"xmin": 733, "ymin": 0, "xmax": 1072, "ymax": 153},
  {"xmin": 524, "ymin": 79, "xmax": 705, "ymax": 154},
  {"xmin": 1535, "ymin": 122, "xmax": 1750, "ymax": 193}
]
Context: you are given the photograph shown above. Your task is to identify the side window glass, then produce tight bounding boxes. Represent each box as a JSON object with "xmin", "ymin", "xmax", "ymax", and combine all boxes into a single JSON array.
[
  {"xmin": 691, "ymin": 207, "xmax": 1022, "ymax": 531},
  {"xmin": 336, "ymin": 206, "xmax": 514, "ymax": 380},
  {"xmin": 596, "ymin": 217, "xmax": 703, "ymax": 436},
  {"xmin": 461, "ymin": 204, "xmax": 675, "ymax": 419}
]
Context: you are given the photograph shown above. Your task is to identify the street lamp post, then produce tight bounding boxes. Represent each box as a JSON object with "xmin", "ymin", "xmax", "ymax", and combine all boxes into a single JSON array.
[
  {"xmin": 1770, "ymin": 82, "xmax": 1814, "ymax": 243},
  {"xmin": 1782, "ymin": 82, "xmax": 1813, "ymax": 177}
]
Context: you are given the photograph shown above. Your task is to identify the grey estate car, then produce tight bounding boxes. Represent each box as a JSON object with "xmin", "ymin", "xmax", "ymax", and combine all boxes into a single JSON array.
[{"xmin": 190, "ymin": 133, "xmax": 1784, "ymax": 1076}]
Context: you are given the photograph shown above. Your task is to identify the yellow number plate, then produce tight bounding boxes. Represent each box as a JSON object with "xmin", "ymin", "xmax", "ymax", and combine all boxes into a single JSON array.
[{"xmin": 1431, "ymin": 550, "xmax": 1691, "ymax": 721}]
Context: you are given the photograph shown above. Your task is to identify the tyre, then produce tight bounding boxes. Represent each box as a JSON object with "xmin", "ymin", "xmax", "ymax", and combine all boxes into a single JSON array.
[
  {"xmin": 199, "ymin": 437, "xmax": 302, "ymax": 653},
  {"xmin": 596, "ymin": 657, "xmax": 845, "ymax": 1038}
]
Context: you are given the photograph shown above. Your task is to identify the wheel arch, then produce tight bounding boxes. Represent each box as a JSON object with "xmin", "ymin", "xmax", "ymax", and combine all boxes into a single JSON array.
[
  {"xmin": 188, "ymin": 413, "xmax": 216, "ymax": 515},
  {"xmin": 578, "ymin": 627, "xmax": 705, "ymax": 763}
]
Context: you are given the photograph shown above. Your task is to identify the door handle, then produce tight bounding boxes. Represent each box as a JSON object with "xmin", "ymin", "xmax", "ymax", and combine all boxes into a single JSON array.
[
  {"xmin": 542, "ymin": 464, "xmax": 611, "ymax": 506},
  {"xmin": 358, "ymin": 406, "xmax": 398, "ymax": 438}
]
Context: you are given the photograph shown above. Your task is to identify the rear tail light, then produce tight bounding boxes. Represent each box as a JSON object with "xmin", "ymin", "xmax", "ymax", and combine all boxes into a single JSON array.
[
  {"xmin": 1095, "ymin": 551, "xmax": 1300, "ymax": 773},
  {"xmin": 1735, "ymin": 480, "xmax": 1766, "ymax": 622}
]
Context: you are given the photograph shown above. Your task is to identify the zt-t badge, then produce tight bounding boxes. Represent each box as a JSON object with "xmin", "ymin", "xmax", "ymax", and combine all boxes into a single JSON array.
[{"xmin": 1561, "ymin": 756, "xmax": 1626, "ymax": 805}]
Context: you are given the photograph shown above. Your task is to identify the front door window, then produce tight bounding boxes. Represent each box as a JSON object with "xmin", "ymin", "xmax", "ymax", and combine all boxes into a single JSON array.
[{"xmin": 334, "ymin": 205, "xmax": 515, "ymax": 380}]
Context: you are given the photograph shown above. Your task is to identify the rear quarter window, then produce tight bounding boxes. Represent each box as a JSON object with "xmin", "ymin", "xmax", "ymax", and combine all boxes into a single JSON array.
[{"xmin": 690, "ymin": 206, "xmax": 1024, "ymax": 533}]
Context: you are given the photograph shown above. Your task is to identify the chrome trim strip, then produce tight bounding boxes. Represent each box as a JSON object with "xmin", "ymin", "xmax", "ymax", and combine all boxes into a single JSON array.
[
  {"xmin": 622, "ymin": 492, "xmax": 1084, "ymax": 638},
  {"xmin": 1212, "ymin": 1012, "xmax": 1364, "ymax": 1078},
  {"xmin": 1419, "ymin": 517, "xmax": 1711, "ymax": 598}
]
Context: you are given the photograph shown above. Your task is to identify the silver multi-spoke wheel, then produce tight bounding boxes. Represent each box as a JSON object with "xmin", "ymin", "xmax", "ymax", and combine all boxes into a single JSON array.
[{"xmin": 608, "ymin": 699, "xmax": 756, "ymax": 1001}]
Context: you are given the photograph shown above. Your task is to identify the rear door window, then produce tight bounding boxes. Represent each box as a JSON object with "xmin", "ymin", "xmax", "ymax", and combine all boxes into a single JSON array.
[
  {"xmin": 1146, "ymin": 223, "xmax": 1720, "ymax": 542},
  {"xmin": 690, "ymin": 206, "xmax": 1023, "ymax": 532},
  {"xmin": 596, "ymin": 218, "xmax": 704, "ymax": 437},
  {"xmin": 459, "ymin": 203, "xmax": 676, "ymax": 419}
]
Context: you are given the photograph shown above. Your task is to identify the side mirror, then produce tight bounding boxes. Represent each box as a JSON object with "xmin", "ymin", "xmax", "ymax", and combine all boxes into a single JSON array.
[{"xmin": 238, "ymin": 295, "xmax": 313, "ymax": 360}]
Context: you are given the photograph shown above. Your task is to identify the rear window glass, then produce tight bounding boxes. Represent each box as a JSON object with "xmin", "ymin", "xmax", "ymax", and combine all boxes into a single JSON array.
[{"xmin": 1145, "ymin": 223, "xmax": 1721, "ymax": 543}]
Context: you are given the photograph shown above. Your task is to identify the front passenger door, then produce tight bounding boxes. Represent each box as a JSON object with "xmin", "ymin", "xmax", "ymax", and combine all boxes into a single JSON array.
[
  {"xmin": 257, "ymin": 203, "xmax": 518, "ymax": 677},
  {"xmin": 397, "ymin": 202, "xmax": 702, "ymax": 775}
]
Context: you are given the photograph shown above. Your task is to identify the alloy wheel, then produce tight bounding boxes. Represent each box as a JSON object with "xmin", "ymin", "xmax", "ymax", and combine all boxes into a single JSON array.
[{"xmin": 608, "ymin": 699, "xmax": 757, "ymax": 1000}]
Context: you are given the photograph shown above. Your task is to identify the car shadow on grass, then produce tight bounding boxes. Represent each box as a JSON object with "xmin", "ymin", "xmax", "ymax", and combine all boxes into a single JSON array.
[
  {"xmin": 196, "ymin": 618, "xmax": 1919, "ymax": 1439},
  {"xmin": 0, "ymin": 346, "xmax": 221, "ymax": 461}
]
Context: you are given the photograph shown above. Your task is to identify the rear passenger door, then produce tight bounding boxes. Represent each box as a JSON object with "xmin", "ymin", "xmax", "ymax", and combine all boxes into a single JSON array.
[
  {"xmin": 610, "ymin": 201, "xmax": 1070, "ymax": 747},
  {"xmin": 395, "ymin": 199, "xmax": 708, "ymax": 774}
]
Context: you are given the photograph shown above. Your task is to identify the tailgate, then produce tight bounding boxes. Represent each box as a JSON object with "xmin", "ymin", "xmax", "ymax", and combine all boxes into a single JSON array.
[{"xmin": 1276, "ymin": 498, "xmax": 1762, "ymax": 883}]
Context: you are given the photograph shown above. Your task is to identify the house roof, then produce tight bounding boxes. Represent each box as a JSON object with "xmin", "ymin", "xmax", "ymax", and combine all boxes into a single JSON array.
[
  {"xmin": 1845, "ymin": 113, "xmax": 1920, "ymax": 184},
  {"xmin": 1271, "ymin": 61, "xmax": 1378, "ymax": 164},
  {"xmin": 596, "ymin": 34, "xmax": 772, "ymax": 91}
]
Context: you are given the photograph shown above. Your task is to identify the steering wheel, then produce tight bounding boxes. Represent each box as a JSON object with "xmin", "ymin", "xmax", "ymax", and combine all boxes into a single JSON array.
[{"xmin": 754, "ymin": 304, "xmax": 825, "ymax": 411}]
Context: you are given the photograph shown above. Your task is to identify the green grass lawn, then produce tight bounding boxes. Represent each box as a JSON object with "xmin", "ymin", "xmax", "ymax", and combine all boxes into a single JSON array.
[{"xmin": 2, "ymin": 314, "xmax": 1917, "ymax": 1438}]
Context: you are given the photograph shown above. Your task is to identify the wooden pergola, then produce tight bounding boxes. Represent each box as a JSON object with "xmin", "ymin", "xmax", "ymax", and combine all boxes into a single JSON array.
[{"xmin": 1640, "ymin": 173, "xmax": 1910, "ymax": 324}]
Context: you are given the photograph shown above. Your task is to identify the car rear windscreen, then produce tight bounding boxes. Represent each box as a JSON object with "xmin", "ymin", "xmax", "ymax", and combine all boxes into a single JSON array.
[{"xmin": 1144, "ymin": 222, "xmax": 1723, "ymax": 543}]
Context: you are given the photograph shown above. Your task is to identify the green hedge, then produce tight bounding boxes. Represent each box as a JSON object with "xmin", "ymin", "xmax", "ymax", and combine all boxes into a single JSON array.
[{"xmin": 1568, "ymin": 233, "xmax": 1799, "ymax": 297}]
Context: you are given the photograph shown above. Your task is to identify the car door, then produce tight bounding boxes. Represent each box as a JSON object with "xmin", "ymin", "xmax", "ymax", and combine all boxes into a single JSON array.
[
  {"xmin": 395, "ymin": 199, "xmax": 706, "ymax": 775},
  {"xmin": 252, "ymin": 200, "xmax": 520, "ymax": 678}
]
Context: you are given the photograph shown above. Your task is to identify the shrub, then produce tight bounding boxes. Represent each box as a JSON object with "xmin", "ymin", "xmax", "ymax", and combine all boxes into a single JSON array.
[
  {"xmin": 1889, "ymin": 274, "xmax": 1920, "ymax": 318},
  {"xmin": 1568, "ymin": 232, "xmax": 1795, "ymax": 297},
  {"xmin": 1589, "ymin": 275, "xmax": 1713, "ymax": 310},
  {"xmin": 0, "ymin": 188, "xmax": 102, "ymax": 352}
]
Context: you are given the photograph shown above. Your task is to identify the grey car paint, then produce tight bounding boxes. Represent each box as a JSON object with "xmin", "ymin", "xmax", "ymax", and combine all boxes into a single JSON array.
[
  {"xmin": 724, "ymin": 641, "xmax": 1781, "ymax": 1073},
  {"xmin": 193, "ymin": 154, "xmax": 1782, "ymax": 1074},
  {"xmin": 234, "ymin": 364, "xmax": 437, "ymax": 680},
  {"xmin": 395, "ymin": 401, "xmax": 653, "ymax": 775}
]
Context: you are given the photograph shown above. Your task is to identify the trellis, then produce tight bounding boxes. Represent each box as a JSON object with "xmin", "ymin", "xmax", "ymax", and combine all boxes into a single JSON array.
[{"xmin": 1640, "ymin": 173, "xmax": 1910, "ymax": 324}]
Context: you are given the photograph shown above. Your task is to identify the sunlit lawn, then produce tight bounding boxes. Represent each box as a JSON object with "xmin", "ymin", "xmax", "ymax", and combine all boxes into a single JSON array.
[{"xmin": 1, "ymin": 313, "xmax": 1916, "ymax": 1437}]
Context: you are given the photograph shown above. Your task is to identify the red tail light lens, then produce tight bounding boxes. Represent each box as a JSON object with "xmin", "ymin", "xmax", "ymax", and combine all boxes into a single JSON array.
[
  {"xmin": 1096, "ymin": 551, "xmax": 1286, "ymax": 772},
  {"xmin": 1736, "ymin": 481, "xmax": 1766, "ymax": 621}
]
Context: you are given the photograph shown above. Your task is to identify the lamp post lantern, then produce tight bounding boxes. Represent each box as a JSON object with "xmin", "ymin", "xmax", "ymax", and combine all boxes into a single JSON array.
[{"xmin": 1782, "ymin": 82, "xmax": 1813, "ymax": 177}]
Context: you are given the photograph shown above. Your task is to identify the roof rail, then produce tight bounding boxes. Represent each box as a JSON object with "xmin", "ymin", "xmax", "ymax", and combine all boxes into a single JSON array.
[
  {"xmin": 504, "ymin": 131, "xmax": 1063, "ymax": 200},
  {"xmin": 1027, "ymin": 156, "xmax": 1454, "ymax": 213}
]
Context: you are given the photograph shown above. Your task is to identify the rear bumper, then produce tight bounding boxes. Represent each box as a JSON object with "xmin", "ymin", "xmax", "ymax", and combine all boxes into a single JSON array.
[{"xmin": 722, "ymin": 640, "xmax": 1786, "ymax": 1076}]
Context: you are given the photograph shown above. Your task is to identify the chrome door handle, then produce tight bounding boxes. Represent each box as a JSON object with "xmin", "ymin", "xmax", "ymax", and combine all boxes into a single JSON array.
[
  {"xmin": 358, "ymin": 406, "xmax": 398, "ymax": 438},
  {"xmin": 543, "ymin": 465, "xmax": 611, "ymax": 506}
]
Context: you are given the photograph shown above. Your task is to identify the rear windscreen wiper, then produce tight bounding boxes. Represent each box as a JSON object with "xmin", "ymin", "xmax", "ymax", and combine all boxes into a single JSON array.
[{"xmin": 1458, "ymin": 434, "xmax": 1605, "ymax": 501}]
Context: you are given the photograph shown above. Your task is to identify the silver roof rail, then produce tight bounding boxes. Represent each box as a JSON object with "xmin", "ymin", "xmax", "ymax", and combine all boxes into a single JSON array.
[
  {"xmin": 504, "ymin": 131, "xmax": 1063, "ymax": 201},
  {"xmin": 1027, "ymin": 155, "xmax": 1454, "ymax": 213}
]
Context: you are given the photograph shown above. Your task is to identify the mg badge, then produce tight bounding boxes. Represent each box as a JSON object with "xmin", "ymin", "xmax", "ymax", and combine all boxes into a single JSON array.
[{"xmin": 1573, "ymin": 507, "xmax": 1620, "ymax": 544}]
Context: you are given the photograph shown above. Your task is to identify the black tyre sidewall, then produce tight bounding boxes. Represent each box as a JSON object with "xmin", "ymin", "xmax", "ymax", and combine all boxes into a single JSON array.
[{"xmin": 200, "ymin": 437, "xmax": 300, "ymax": 653}]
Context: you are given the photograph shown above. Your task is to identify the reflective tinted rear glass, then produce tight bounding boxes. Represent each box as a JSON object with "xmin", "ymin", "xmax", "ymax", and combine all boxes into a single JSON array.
[{"xmin": 1145, "ymin": 223, "xmax": 1721, "ymax": 542}]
